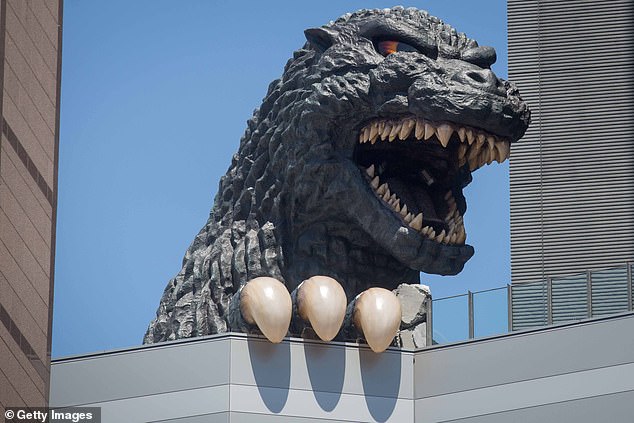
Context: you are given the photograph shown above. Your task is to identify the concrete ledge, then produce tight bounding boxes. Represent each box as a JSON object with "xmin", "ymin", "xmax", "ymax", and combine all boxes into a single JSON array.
[{"xmin": 51, "ymin": 313, "xmax": 634, "ymax": 422}]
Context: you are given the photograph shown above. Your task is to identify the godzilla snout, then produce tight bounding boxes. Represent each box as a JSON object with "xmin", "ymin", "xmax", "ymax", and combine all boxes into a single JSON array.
[
  {"xmin": 451, "ymin": 68, "xmax": 505, "ymax": 96},
  {"xmin": 369, "ymin": 56, "xmax": 529, "ymax": 142}
]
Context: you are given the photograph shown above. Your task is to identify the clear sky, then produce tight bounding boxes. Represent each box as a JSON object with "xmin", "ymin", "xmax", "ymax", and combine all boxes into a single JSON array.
[{"xmin": 53, "ymin": 0, "xmax": 508, "ymax": 357}]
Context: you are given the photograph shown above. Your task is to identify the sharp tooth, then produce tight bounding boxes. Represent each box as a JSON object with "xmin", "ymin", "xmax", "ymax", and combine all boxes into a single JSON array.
[
  {"xmin": 382, "ymin": 188, "xmax": 391, "ymax": 201},
  {"xmin": 371, "ymin": 176, "xmax": 380, "ymax": 189},
  {"xmin": 428, "ymin": 229, "xmax": 436, "ymax": 239},
  {"xmin": 435, "ymin": 229, "xmax": 446, "ymax": 243},
  {"xmin": 469, "ymin": 154, "xmax": 479, "ymax": 171},
  {"xmin": 486, "ymin": 147, "xmax": 495, "ymax": 165},
  {"xmin": 458, "ymin": 143, "xmax": 467, "ymax": 160},
  {"xmin": 378, "ymin": 120, "xmax": 386, "ymax": 134},
  {"xmin": 422, "ymin": 225, "xmax": 431, "ymax": 236},
  {"xmin": 295, "ymin": 276, "xmax": 347, "ymax": 341},
  {"xmin": 479, "ymin": 150, "xmax": 488, "ymax": 167},
  {"xmin": 457, "ymin": 227, "xmax": 466, "ymax": 244},
  {"xmin": 377, "ymin": 183, "xmax": 388, "ymax": 195},
  {"xmin": 466, "ymin": 128, "xmax": 475, "ymax": 144},
  {"xmin": 482, "ymin": 149, "xmax": 491, "ymax": 166},
  {"xmin": 399, "ymin": 118, "xmax": 415, "ymax": 140},
  {"xmin": 363, "ymin": 126, "xmax": 371, "ymax": 143},
  {"xmin": 404, "ymin": 213, "xmax": 413, "ymax": 224},
  {"xmin": 390, "ymin": 193, "xmax": 397, "ymax": 202},
  {"xmin": 476, "ymin": 133, "xmax": 486, "ymax": 148},
  {"xmin": 493, "ymin": 143, "xmax": 503, "ymax": 163},
  {"xmin": 352, "ymin": 288, "xmax": 402, "ymax": 353},
  {"xmin": 369, "ymin": 122, "xmax": 379, "ymax": 142},
  {"xmin": 495, "ymin": 141, "xmax": 510, "ymax": 163},
  {"xmin": 486, "ymin": 135, "xmax": 495, "ymax": 152},
  {"xmin": 467, "ymin": 144, "xmax": 481, "ymax": 161},
  {"xmin": 389, "ymin": 122, "xmax": 402, "ymax": 141},
  {"xmin": 436, "ymin": 123, "xmax": 453, "ymax": 147},
  {"xmin": 381, "ymin": 122, "xmax": 392, "ymax": 140},
  {"xmin": 415, "ymin": 118, "xmax": 425, "ymax": 139},
  {"xmin": 458, "ymin": 127, "xmax": 466, "ymax": 142},
  {"xmin": 366, "ymin": 164, "xmax": 375, "ymax": 178},
  {"xmin": 409, "ymin": 213, "xmax": 423, "ymax": 230},
  {"xmin": 395, "ymin": 203, "xmax": 401, "ymax": 213},
  {"xmin": 400, "ymin": 204, "xmax": 408, "ymax": 217},
  {"xmin": 443, "ymin": 231, "xmax": 451, "ymax": 244},
  {"xmin": 240, "ymin": 277, "xmax": 292, "ymax": 343},
  {"xmin": 359, "ymin": 129, "xmax": 366, "ymax": 143},
  {"xmin": 450, "ymin": 233, "xmax": 457, "ymax": 244},
  {"xmin": 424, "ymin": 122, "xmax": 435, "ymax": 140}
]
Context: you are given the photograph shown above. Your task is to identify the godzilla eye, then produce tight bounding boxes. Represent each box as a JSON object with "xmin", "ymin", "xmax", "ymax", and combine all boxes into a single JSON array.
[{"xmin": 376, "ymin": 40, "xmax": 419, "ymax": 56}]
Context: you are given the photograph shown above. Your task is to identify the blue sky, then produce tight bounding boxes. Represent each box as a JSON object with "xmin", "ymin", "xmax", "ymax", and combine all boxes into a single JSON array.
[{"xmin": 53, "ymin": 1, "xmax": 508, "ymax": 357}]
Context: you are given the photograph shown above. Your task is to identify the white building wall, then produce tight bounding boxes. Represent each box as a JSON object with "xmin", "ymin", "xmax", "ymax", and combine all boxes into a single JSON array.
[{"xmin": 51, "ymin": 313, "xmax": 634, "ymax": 423}]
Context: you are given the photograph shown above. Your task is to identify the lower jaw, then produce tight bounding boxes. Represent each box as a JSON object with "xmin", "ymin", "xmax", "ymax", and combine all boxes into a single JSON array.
[{"xmin": 363, "ymin": 164, "xmax": 466, "ymax": 246}]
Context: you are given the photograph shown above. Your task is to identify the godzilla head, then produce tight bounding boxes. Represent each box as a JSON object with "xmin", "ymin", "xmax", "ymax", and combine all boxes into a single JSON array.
[
  {"xmin": 261, "ymin": 8, "xmax": 530, "ymax": 294},
  {"xmin": 145, "ymin": 7, "xmax": 531, "ymax": 344}
]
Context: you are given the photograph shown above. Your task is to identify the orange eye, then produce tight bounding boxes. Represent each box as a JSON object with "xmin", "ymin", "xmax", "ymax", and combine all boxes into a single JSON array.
[
  {"xmin": 378, "ymin": 40, "xmax": 399, "ymax": 56},
  {"xmin": 377, "ymin": 40, "xmax": 418, "ymax": 56}
]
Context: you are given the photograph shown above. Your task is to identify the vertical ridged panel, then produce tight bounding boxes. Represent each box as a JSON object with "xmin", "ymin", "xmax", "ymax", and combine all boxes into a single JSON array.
[
  {"xmin": 508, "ymin": 0, "xmax": 634, "ymax": 285},
  {"xmin": 627, "ymin": 263, "xmax": 634, "ymax": 311},
  {"xmin": 551, "ymin": 273, "xmax": 587, "ymax": 324},
  {"xmin": 591, "ymin": 266, "xmax": 629, "ymax": 316},
  {"xmin": 511, "ymin": 281, "xmax": 547, "ymax": 331}
]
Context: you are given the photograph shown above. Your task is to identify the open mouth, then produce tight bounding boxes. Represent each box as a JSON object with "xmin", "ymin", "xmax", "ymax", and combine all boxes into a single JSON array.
[{"xmin": 354, "ymin": 116, "xmax": 510, "ymax": 246}]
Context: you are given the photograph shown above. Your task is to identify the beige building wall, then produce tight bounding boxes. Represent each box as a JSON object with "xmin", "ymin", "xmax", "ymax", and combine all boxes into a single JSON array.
[{"xmin": 0, "ymin": 0, "xmax": 62, "ymax": 411}]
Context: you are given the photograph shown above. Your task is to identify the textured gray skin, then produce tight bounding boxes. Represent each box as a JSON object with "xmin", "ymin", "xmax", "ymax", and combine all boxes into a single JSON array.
[{"xmin": 144, "ymin": 7, "xmax": 530, "ymax": 343}]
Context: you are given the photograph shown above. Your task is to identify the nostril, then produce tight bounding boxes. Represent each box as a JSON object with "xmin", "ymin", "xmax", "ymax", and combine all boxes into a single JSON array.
[
  {"xmin": 450, "ymin": 68, "xmax": 503, "ymax": 94},
  {"xmin": 465, "ymin": 70, "xmax": 488, "ymax": 84}
]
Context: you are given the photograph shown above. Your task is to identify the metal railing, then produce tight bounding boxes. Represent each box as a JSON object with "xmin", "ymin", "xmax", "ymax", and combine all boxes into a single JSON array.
[{"xmin": 431, "ymin": 262, "xmax": 633, "ymax": 344}]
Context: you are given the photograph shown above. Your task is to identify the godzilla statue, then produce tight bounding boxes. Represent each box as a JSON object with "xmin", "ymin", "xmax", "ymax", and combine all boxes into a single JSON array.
[{"xmin": 144, "ymin": 7, "xmax": 530, "ymax": 352}]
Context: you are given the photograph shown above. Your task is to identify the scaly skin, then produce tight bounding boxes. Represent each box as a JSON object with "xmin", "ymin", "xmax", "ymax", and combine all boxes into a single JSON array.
[{"xmin": 144, "ymin": 7, "xmax": 530, "ymax": 344}]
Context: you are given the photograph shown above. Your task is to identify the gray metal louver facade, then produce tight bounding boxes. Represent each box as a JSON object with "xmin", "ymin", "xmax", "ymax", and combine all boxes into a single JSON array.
[
  {"xmin": 508, "ymin": 0, "xmax": 634, "ymax": 286},
  {"xmin": 509, "ymin": 263, "xmax": 633, "ymax": 331}
]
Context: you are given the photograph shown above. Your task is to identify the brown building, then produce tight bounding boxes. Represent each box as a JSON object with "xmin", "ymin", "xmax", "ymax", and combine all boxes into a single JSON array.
[{"xmin": 0, "ymin": 0, "xmax": 62, "ymax": 411}]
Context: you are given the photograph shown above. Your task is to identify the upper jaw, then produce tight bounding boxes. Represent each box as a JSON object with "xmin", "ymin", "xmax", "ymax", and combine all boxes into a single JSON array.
[
  {"xmin": 359, "ymin": 116, "xmax": 511, "ymax": 169},
  {"xmin": 408, "ymin": 80, "xmax": 530, "ymax": 143}
]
